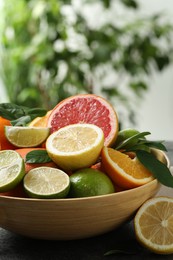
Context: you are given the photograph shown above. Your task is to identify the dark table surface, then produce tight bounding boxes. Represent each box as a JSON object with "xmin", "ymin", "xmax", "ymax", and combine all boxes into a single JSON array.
[{"xmin": 0, "ymin": 142, "xmax": 173, "ymax": 260}]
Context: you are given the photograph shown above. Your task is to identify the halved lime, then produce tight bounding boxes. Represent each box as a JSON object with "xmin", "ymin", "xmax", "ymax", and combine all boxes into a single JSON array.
[
  {"xmin": 23, "ymin": 167, "xmax": 70, "ymax": 199},
  {"xmin": 5, "ymin": 126, "xmax": 50, "ymax": 147},
  {"xmin": 0, "ymin": 150, "xmax": 25, "ymax": 192}
]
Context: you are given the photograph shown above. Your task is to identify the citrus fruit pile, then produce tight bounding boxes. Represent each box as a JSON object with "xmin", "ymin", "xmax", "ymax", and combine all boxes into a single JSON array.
[
  {"xmin": 0, "ymin": 93, "xmax": 164, "ymax": 199},
  {"xmin": 0, "ymin": 94, "xmax": 173, "ymax": 254}
]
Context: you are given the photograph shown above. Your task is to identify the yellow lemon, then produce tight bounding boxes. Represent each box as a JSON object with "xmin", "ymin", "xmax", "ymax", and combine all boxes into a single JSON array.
[
  {"xmin": 134, "ymin": 196, "xmax": 173, "ymax": 255},
  {"xmin": 46, "ymin": 123, "xmax": 104, "ymax": 171}
]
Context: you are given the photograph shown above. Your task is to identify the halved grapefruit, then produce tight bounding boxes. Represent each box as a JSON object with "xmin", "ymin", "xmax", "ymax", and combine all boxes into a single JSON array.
[{"xmin": 47, "ymin": 94, "xmax": 119, "ymax": 146}]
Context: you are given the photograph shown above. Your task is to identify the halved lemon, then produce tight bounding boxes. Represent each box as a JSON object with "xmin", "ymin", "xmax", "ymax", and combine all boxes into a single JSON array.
[
  {"xmin": 46, "ymin": 123, "xmax": 104, "ymax": 171},
  {"xmin": 5, "ymin": 126, "xmax": 50, "ymax": 148},
  {"xmin": 134, "ymin": 196, "xmax": 173, "ymax": 254}
]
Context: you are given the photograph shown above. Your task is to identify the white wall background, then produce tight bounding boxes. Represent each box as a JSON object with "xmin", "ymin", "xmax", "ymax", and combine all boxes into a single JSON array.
[{"xmin": 136, "ymin": 0, "xmax": 173, "ymax": 140}]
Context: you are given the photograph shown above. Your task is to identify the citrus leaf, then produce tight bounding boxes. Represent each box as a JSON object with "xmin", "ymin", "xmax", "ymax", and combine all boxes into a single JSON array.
[
  {"xmin": 25, "ymin": 150, "xmax": 52, "ymax": 163},
  {"xmin": 124, "ymin": 144, "xmax": 150, "ymax": 152},
  {"xmin": 0, "ymin": 103, "xmax": 47, "ymax": 126},
  {"xmin": 136, "ymin": 150, "xmax": 173, "ymax": 188},
  {"xmin": 104, "ymin": 249, "xmax": 136, "ymax": 256},
  {"xmin": 115, "ymin": 132, "xmax": 151, "ymax": 150},
  {"xmin": 143, "ymin": 141, "xmax": 167, "ymax": 151},
  {"xmin": 11, "ymin": 116, "xmax": 32, "ymax": 126}
]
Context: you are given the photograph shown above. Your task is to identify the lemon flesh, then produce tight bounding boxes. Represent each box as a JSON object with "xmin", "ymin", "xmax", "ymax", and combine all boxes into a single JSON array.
[
  {"xmin": 5, "ymin": 126, "xmax": 50, "ymax": 147},
  {"xmin": 24, "ymin": 167, "xmax": 70, "ymax": 199},
  {"xmin": 46, "ymin": 123, "xmax": 104, "ymax": 171},
  {"xmin": 134, "ymin": 197, "xmax": 173, "ymax": 255},
  {"xmin": 0, "ymin": 150, "xmax": 25, "ymax": 192}
]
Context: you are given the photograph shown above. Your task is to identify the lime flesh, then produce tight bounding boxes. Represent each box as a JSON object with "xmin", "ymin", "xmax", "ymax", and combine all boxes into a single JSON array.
[
  {"xmin": 0, "ymin": 150, "xmax": 25, "ymax": 192},
  {"xmin": 23, "ymin": 167, "xmax": 70, "ymax": 199},
  {"xmin": 5, "ymin": 126, "xmax": 50, "ymax": 148}
]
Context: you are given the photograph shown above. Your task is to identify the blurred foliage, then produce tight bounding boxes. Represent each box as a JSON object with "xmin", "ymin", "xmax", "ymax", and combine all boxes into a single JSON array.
[{"xmin": 1, "ymin": 0, "xmax": 173, "ymax": 125}]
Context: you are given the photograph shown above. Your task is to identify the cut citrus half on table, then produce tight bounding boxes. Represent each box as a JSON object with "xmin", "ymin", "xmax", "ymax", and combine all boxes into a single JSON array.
[
  {"xmin": 101, "ymin": 147, "xmax": 154, "ymax": 189},
  {"xmin": 47, "ymin": 94, "xmax": 119, "ymax": 146},
  {"xmin": 46, "ymin": 123, "xmax": 104, "ymax": 171},
  {"xmin": 5, "ymin": 126, "xmax": 50, "ymax": 148},
  {"xmin": 23, "ymin": 167, "xmax": 70, "ymax": 199},
  {"xmin": 0, "ymin": 150, "xmax": 25, "ymax": 192},
  {"xmin": 134, "ymin": 196, "xmax": 173, "ymax": 255}
]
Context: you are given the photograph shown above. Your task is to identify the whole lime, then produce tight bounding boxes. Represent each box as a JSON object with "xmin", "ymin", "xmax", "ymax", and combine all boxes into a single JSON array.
[
  {"xmin": 69, "ymin": 168, "xmax": 115, "ymax": 198},
  {"xmin": 114, "ymin": 128, "xmax": 140, "ymax": 147}
]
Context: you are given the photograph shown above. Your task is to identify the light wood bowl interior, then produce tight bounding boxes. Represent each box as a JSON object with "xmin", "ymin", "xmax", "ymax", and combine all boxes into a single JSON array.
[{"xmin": 0, "ymin": 150, "xmax": 170, "ymax": 240}]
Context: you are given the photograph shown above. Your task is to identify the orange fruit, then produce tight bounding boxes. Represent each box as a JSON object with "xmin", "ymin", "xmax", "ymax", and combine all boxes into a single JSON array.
[
  {"xmin": 0, "ymin": 183, "xmax": 27, "ymax": 198},
  {"xmin": 0, "ymin": 117, "xmax": 16, "ymax": 150},
  {"xmin": 15, "ymin": 148, "xmax": 58, "ymax": 173},
  {"xmin": 47, "ymin": 94, "xmax": 119, "ymax": 146},
  {"xmin": 101, "ymin": 147, "xmax": 154, "ymax": 189},
  {"xmin": 29, "ymin": 110, "xmax": 52, "ymax": 127}
]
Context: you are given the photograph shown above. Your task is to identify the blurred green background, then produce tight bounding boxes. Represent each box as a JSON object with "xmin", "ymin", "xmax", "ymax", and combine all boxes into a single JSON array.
[{"xmin": 1, "ymin": 0, "xmax": 173, "ymax": 126}]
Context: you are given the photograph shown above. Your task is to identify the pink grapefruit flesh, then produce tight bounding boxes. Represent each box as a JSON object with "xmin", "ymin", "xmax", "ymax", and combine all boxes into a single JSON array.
[{"xmin": 47, "ymin": 94, "xmax": 119, "ymax": 146}]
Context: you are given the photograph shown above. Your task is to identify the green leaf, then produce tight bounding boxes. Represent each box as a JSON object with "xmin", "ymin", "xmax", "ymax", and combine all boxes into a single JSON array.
[
  {"xmin": 143, "ymin": 141, "xmax": 167, "ymax": 151},
  {"xmin": 115, "ymin": 132, "xmax": 151, "ymax": 150},
  {"xmin": 136, "ymin": 150, "xmax": 173, "ymax": 188},
  {"xmin": 25, "ymin": 150, "xmax": 52, "ymax": 164},
  {"xmin": 0, "ymin": 103, "xmax": 47, "ymax": 126},
  {"xmin": 121, "ymin": 0, "xmax": 138, "ymax": 9},
  {"xmin": 0, "ymin": 103, "xmax": 29, "ymax": 120},
  {"xmin": 124, "ymin": 144, "xmax": 150, "ymax": 152},
  {"xmin": 104, "ymin": 249, "xmax": 136, "ymax": 256},
  {"xmin": 11, "ymin": 116, "xmax": 32, "ymax": 126}
]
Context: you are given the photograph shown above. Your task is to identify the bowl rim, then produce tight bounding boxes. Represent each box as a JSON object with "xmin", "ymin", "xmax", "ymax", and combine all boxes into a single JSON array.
[{"xmin": 0, "ymin": 150, "xmax": 169, "ymax": 203}]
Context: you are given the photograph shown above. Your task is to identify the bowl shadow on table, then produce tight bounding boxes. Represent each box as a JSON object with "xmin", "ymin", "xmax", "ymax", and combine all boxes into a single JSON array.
[{"xmin": 1, "ymin": 222, "xmax": 172, "ymax": 260}]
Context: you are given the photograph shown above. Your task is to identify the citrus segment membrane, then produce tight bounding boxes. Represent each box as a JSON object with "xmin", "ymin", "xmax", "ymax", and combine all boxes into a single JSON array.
[
  {"xmin": 46, "ymin": 123, "xmax": 104, "ymax": 171},
  {"xmin": 23, "ymin": 167, "xmax": 70, "ymax": 199},
  {"xmin": 0, "ymin": 150, "xmax": 25, "ymax": 192},
  {"xmin": 134, "ymin": 197, "xmax": 173, "ymax": 254},
  {"xmin": 5, "ymin": 126, "xmax": 50, "ymax": 147},
  {"xmin": 47, "ymin": 94, "xmax": 119, "ymax": 146}
]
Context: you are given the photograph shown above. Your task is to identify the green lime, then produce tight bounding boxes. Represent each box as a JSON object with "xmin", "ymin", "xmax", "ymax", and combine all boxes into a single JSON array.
[
  {"xmin": 69, "ymin": 168, "xmax": 115, "ymax": 198},
  {"xmin": 5, "ymin": 126, "xmax": 50, "ymax": 148},
  {"xmin": 0, "ymin": 150, "xmax": 25, "ymax": 192},
  {"xmin": 23, "ymin": 167, "xmax": 70, "ymax": 199},
  {"xmin": 114, "ymin": 128, "xmax": 140, "ymax": 146}
]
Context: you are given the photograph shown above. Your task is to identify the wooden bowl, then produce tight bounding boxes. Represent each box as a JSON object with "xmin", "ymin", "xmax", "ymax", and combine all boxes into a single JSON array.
[{"xmin": 0, "ymin": 150, "xmax": 170, "ymax": 240}]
